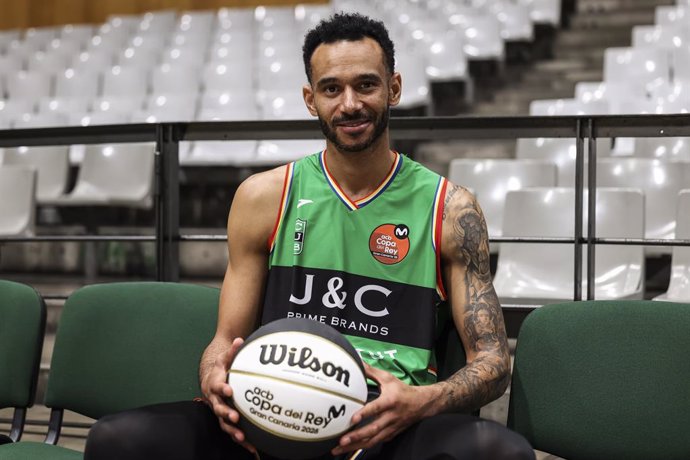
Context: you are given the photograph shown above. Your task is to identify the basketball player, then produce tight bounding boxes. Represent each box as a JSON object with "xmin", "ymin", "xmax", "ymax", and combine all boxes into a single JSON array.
[{"xmin": 85, "ymin": 13, "xmax": 535, "ymax": 460}]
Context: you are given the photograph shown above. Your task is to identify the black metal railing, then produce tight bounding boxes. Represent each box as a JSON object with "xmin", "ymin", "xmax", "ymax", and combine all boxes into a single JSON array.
[{"xmin": 2, "ymin": 114, "xmax": 690, "ymax": 305}]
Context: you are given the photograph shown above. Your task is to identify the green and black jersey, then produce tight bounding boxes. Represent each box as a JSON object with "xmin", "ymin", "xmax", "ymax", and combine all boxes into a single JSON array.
[{"xmin": 262, "ymin": 150, "xmax": 449, "ymax": 386}]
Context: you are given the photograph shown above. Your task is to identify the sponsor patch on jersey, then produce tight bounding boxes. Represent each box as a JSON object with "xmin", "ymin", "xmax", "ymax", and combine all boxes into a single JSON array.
[
  {"xmin": 369, "ymin": 224, "xmax": 410, "ymax": 265},
  {"xmin": 294, "ymin": 218, "xmax": 307, "ymax": 255}
]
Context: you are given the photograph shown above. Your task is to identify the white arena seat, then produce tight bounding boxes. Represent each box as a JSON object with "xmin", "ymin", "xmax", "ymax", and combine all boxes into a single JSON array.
[
  {"xmin": 5, "ymin": 70, "xmax": 54, "ymax": 101},
  {"xmin": 423, "ymin": 29, "xmax": 470, "ymax": 85},
  {"xmin": 3, "ymin": 145, "xmax": 70, "ymax": 202},
  {"xmin": 0, "ymin": 99, "xmax": 35, "ymax": 123},
  {"xmin": 150, "ymin": 63, "xmax": 202, "ymax": 94},
  {"xmin": 137, "ymin": 10, "xmax": 177, "ymax": 36},
  {"xmin": 655, "ymin": 5, "xmax": 687, "ymax": 25},
  {"xmin": 631, "ymin": 24, "xmax": 689, "ymax": 50},
  {"xmin": 448, "ymin": 158, "xmax": 557, "ymax": 245},
  {"xmin": 518, "ymin": 0, "xmax": 561, "ymax": 26},
  {"xmin": 60, "ymin": 24, "xmax": 94, "ymax": 43},
  {"xmin": 38, "ymin": 96, "xmax": 90, "ymax": 119},
  {"xmin": 71, "ymin": 50, "xmax": 115, "ymax": 72},
  {"xmin": 216, "ymin": 7, "xmax": 255, "ymax": 32},
  {"xmin": 489, "ymin": 2, "xmax": 534, "ymax": 42},
  {"xmin": 0, "ymin": 30, "xmax": 21, "ymax": 53},
  {"xmin": 91, "ymin": 95, "xmax": 145, "ymax": 116},
  {"xmin": 493, "ymin": 187, "xmax": 645, "ymax": 304},
  {"xmin": 604, "ymin": 47, "xmax": 671, "ymax": 90},
  {"xmin": 116, "ymin": 44, "xmax": 163, "ymax": 69},
  {"xmin": 449, "ymin": 8, "xmax": 505, "ymax": 61},
  {"xmin": 43, "ymin": 143, "xmax": 155, "ymax": 209},
  {"xmin": 295, "ymin": 4, "xmax": 334, "ymax": 35},
  {"xmin": 55, "ymin": 68, "xmax": 100, "ymax": 99},
  {"xmin": 395, "ymin": 51, "xmax": 432, "ymax": 112},
  {"xmin": 0, "ymin": 165, "xmax": 36, "ymax": 236},
  {"xmin": 0, "ymin": 54, "xmax": 24, "ymax": 75},
  {"xmin": 632, "ymin": 137, "xmax": 690, "ymax": 161},
  {"xmin": 12, "ymin": 112, "xmax": 68, "ymax": 128},
  {"xmin": 5, "ymin": 112, "xmax": 70, "ymax": 204},
  {"xmin": 24, "ymin": 26, "xmax": 60, "ymax": 49},
  {"xmin": 202, "ymin": 62, "xmax": 254, "ymax": 94},
  {"xmin": 160, "ymin": 46, "xmax": 206, "ymax": 69},
  {"xmin": 186, "ymin": 106, "xmax": 259, "ymax": 166},
  {"xmin": 529, "ymin": 97, "xmax": 609, "ymax": 115},
  {"xmin": 671, "ymin": 47, "xmax": 690, "ymax": 80},
  {"xmin": 255, "ymin": 92, "xmax": 324, "ymax": 165},
  {"xmin": 102, "ymin": 65, "xmax": 149, "ymax": 97},
  {"xmin": 597, "ymin": 158, "xmax": 690, "ymax": 243},
  {"xmin": 517, "ymin": 98, "xmax": 613, "ymax": 185},
  {"xmin": 654, "ymin": 190, "xmax": 690, "ymax": 301}
]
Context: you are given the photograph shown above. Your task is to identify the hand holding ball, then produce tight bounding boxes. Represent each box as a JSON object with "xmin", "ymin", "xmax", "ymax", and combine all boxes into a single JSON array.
[{"xmin": 228, "ymin": 318, "xmax": 368, "ymax": 459}]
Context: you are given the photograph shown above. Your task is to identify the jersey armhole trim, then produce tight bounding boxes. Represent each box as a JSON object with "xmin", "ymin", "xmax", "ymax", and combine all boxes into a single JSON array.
[
  {"xmin": 268, "ymin": 162, "xmax": 295, "ymax": 253},
  {"xmin": 432, "ymin": 177, "xmax": 448, "ymax": 300}
]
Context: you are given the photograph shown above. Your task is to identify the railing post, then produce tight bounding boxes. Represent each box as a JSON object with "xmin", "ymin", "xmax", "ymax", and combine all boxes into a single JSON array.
[
  {"xmin": 587, "ymin": 118, "xmax": 597, "ymax": 300},
  {"xmin": 155, "ymin": 123, "xmax": 180, "ymax": 281},
  {"xmin": 574, "ymin": 118, "xmax": 584, "ymax": 301}
]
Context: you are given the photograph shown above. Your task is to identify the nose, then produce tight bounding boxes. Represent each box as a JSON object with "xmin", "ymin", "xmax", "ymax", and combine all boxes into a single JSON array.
[{"xmin": 340, "ymin": 86, "xmax": 363, "ymax": 114}]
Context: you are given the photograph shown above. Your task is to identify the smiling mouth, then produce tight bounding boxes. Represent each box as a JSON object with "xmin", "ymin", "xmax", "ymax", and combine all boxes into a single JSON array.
[{"xmin": 336, "ymin": 119, "xmax": 371, "ymax": 134}]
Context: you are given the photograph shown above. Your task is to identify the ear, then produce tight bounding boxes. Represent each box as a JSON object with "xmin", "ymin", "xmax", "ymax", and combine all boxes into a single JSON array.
[
  {"xmin": 303, "ymin": 84, "xmax": 318, "ymax": 116},
  {"xmin": 388, "ymin": 71, "xmax": 402, "ymax": 107}
]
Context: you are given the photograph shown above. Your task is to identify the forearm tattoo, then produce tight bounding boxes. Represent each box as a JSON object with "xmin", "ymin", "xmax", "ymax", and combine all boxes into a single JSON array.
[{"xmin": 442, "ymin": 185, "xmax": 510, "ymax": 412}]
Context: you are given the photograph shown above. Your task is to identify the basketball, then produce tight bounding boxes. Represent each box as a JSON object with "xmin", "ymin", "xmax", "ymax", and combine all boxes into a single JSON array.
[{"xmin": 227, "ymin": 318, "xmax": 368, "ymax": 459}]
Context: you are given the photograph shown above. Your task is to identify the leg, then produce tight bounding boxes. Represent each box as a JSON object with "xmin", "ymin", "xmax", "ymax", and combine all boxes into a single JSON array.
[
  {"xmin": 365, "ymin": 414, "xmax": 535, "ymax": 460},
  {"xmin": 84, "ymin": 400, "xmax": 253, "ymax": 460}
]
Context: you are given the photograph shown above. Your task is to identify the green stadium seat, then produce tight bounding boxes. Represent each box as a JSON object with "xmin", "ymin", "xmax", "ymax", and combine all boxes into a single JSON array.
[
  {"xmin": 508, "ymin": 300, "xmax": 690, "ymax": 460},
  {"xmin": 0, "ymin": 280, "xmax": 46, "ymax": 445},
  {"xmin": 0, "ymin": 282, "xmax": 219, "ymax": 459}
]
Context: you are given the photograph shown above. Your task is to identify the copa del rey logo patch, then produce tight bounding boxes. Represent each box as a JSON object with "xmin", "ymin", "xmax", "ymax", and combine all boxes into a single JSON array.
[{"xmin": 369, "ymin": 223, "xmax": 410, "ymax": 265}]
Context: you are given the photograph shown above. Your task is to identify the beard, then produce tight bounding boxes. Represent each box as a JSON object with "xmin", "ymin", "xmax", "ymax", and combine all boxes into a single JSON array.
[{"xmin": 318, "ymin": 106, "xmax": 390, "ymax": 153}]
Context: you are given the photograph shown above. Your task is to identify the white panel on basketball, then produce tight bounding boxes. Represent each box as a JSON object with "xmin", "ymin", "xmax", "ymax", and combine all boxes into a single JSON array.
[
  {"xmin": 229, "ymin": 331, "xmax": 367, "ymax": 440},
  {"xmin": 228, "ymin": 323, "xmax": 368, "ymax": 460}
]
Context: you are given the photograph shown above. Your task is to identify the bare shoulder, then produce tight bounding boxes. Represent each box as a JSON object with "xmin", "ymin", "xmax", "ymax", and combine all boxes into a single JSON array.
[
  {"xmin": 228, "ymin": 165, "xmax": 289, "ymax": 243},
  {"xmin": 440, "ymin": 181, "xmax": 490, "ymax": 267}
]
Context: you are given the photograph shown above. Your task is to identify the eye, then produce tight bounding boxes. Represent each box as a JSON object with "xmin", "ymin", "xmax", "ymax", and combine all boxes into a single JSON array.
[
  {"xmin": 359, "ymin": 81, "xmax": 377, "ymax": 91},
  {"xmin": 324, "ymin": 85, "xmax": 339, "ymax": 95}
]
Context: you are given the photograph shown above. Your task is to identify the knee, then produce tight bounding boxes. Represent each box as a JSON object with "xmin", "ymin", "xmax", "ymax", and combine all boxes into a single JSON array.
[
  {"xmin": 84, "ymin": 412, "xmax": 154, "ymax": 460},
  {"xmin": 84, "ymin": 415, "xmax": 127, "ymax": 460},
  {"xmin": 472, "ymin": 420, "xmax": 535, "ymax": 460}
]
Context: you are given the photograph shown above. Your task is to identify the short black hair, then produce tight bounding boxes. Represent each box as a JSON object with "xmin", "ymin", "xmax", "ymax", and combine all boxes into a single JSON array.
[{"xmin": 302, "ymin": 12, "xmax": 395, "ymax": 83}]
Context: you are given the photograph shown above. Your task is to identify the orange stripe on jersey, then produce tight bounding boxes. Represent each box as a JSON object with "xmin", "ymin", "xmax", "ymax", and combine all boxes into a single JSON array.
[
  {"xmin": 268, "ymin": 163, "xmax": 294, "ymax": 252},
  {"xmin": 432, "ymin": 178, "xmax": 448, "ymax": 300}
]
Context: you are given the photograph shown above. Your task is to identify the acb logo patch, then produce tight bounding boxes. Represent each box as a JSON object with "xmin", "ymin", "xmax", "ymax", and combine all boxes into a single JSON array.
[{"xmin": 369, "ymin": 224, "xmax": 410, "ymax": 265}]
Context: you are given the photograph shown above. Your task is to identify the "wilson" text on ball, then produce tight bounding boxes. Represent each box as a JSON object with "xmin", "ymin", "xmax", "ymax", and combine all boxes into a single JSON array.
[{"xmin": 259, "ymin": 344, "xmax": 351, "ymax": 387}]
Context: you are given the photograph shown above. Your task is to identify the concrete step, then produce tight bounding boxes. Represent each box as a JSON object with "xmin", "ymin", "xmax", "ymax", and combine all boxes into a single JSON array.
[
  {"xmin": 577, "ymin": 0, "xmax": 674, "ymax": 13},
  {"xmin": 554, "ymin": 47, "xmax": 607, "ymax": 64},
  {"xmin": 570, "ymin": 9, "xmax": 657, "ymax": 29},
  {"xmin": 555, "ymin": 27, "xmax": 632, "ymax": 48}
]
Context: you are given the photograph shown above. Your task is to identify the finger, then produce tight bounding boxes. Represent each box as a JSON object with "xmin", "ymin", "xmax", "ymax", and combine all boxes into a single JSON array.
[
  {"xmin": 350, "ymin": 394, "xmax": 389, "ymax": 425},
  {"xmin": 217, "ymin": 338, "xmax": 244, "ymax": 369},
  {"xmin": 218, "ymin": 419, "xmax": 257, "ymax": 454},
  {"xmin": 344, "ymin": 412, "xmax": 393, "ymax": 447},
  {"xmin": 349, "ymin": 425, "xmax": 398, "ymax": 452}
]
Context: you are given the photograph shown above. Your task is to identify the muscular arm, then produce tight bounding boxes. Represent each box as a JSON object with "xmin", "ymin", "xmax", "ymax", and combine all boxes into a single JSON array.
[
  {"xmin": 199, "ymin": 166, "xmax": 286, "ymax": 387},
  {"xmin": 435, "ymin": 183, "xmax": 511, "ymax": 412}
]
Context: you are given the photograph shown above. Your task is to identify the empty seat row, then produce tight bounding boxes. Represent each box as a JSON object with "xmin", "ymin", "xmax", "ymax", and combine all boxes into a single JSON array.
[
  {"xmin": 0, "ymin": 144, "xmax": 155, "ymax": 237},
  {"xmin": 453, "ymin": 157, "xmax": 690, "ymax": 241},
  {"xmin": 3, "ymin": 280, "xmax": 690, "ymax": 458},
  {"xmin": 488, "ymin": 187, "xmax": 689, "ymax": 303}
]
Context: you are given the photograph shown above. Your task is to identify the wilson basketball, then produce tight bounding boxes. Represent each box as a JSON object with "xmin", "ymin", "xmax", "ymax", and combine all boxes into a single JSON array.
[{"xmin": 227, "ymin": 318, "xmax": 368, "ymax": 459}]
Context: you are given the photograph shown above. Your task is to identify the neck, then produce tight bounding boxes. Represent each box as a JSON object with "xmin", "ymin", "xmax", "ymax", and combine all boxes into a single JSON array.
[{"xmin": 324, "ymin": 134, "xmax": 395, "ymax": 202}]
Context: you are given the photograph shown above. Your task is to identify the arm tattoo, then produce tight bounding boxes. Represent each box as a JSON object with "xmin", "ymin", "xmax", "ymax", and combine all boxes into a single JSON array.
[{"xmin": 441, "ymin": 185, "xmax": 510, "ymax": 412}]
